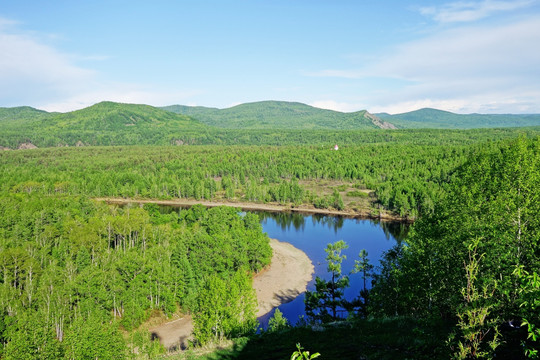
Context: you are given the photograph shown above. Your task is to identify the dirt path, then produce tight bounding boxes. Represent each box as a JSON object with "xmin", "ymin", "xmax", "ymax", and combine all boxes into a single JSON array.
[{"xmin": 149, "ymin": 238, "xmax": 314, "ymax": 350}]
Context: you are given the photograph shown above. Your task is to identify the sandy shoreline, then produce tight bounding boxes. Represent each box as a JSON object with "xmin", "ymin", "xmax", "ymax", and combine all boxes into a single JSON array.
[
  {"xmin": 95, "ymin": 196, "xmax": 407, "ymax": 221},
  {"xmin": 150, "ymin": 238, "xmax": 314, "ymax": 349},
  {"xmin": 253, "ymin": 238, "xmax": 314, "ymax": 317}
]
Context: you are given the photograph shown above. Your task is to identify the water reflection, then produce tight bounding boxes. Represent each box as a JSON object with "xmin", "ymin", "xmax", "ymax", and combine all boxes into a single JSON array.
[
  {"xmin": 254, "ymin": 211, "xmax": 408, "ymax": 241},
  {"xmin": 372, "ymin": 219, "xmax": 409, "ymax": 242},
  {"xmin": 137, "ymin": 203, "xmax": 411, "ymax": 326},
  {"xmin": 254, "ymin": 211, "xmax": 347, "ymax": 233},
  {"xmin": 256, "ymin": 211, "xmax": 410, "ymax": 327}
]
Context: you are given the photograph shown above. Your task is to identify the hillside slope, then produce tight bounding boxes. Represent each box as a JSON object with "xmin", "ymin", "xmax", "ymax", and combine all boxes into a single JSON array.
[
  {"xmin": 0, "ymin": 102, "xmax": 207, "ymax": 148},
  {"xmin": 162, "ymin": 100, "xmax": 393, "ymax": 130},
  {"xmin": 376, "ymin": 108, "xmax": 540, "ymax": 129}
]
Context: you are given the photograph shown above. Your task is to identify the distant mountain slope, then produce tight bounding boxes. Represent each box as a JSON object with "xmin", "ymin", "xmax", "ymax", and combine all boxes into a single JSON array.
[
  {"xmin": 0, "ymin": 106, "xmax": 51, "ymax": 123},
  {"xmin": 376, "ymin": 108, "xmax": 540, "ymax": 129},
  {"xmin": 162, "ymin": 101, "xmax": 394, "ymax": 130},
  {"xmin": 0, "ymin": 102, "xmax": 208, "ymax": 148}
]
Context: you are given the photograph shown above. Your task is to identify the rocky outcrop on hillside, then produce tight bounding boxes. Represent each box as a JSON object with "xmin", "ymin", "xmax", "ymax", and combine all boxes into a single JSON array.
[{"xmin": 365, "ymin": 112, "xmax": 397, "ymax": 129}]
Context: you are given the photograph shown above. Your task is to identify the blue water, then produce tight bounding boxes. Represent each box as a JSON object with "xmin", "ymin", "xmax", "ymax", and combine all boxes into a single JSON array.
[
  {"xmin": 150, "ymin": 204, "xmax": 407, "ymax": 327},
  {"xmin": 254, "ymin": 212, "xmax": 406, "ymax": 327}
]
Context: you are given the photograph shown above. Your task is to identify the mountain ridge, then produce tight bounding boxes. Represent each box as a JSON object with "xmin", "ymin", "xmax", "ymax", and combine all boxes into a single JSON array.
[
  {"xmin": 2, "ymin": 101, "xmax": 540, "ymax": 149},
  {"xmin": 161, "ymin": 100, "xmax": 390, "ymax": 130},
  {"xmin": 375, "ymin": 108, "xmax": 540, "ymax": 129}
]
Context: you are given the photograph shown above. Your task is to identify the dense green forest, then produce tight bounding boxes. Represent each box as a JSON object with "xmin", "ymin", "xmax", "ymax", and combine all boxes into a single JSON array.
[
  {"xmin": 163, "ymin": 136, "xmax": 539, "ymax": 360},
  {"xmin": 0, "ymin": 195, "xmax": 271, "ymax": 359},
  {"xmin": 161, "ymin": 101, "xmax": 386, "ymax": 129},
  {"xmin": 2, "ymin": 102, "xmax": 540, "ymax": 149},
  {"xmin": 0, "ymin": 142, "xmax": 478, "ymax": 219},
  {"xmin": 377, "ymin": 108, "xmax": 540, "ymax": 129},
  {"xmin": 370, "ymin": 136, "xmax": 540, "ymax": 359}
]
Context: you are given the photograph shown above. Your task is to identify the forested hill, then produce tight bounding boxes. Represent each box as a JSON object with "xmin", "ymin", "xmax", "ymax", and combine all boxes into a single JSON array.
[
  {"xmin": 3, "ymin": 101, "xmax": 540, "ymax": 149},
  {"xmin": 161, "ymin": 100, "xmax": 394, "ymax": 129},
  {"xmin": 376, "ymin": 108, "xmax": 540, "ymax": 129},
  {"xmin": 0, "ymin": 101, "xmax": 208, "ymax": 148},
  {"xmin": 0, "ymin": 106, "xmax": 51, "ymax": 122}
]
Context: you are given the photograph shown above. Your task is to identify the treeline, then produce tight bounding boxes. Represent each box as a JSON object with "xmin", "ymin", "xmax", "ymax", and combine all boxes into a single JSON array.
[
  {"xmin": 1, "ymin": 123, "xmax": 540, "ymax": 149},
  {"xmin": 0, "ymin": 194, "xmax": 271, "ymax": 358},
  {"xmin": 1, "ymin": 144, "xmax": 474, "ymax": 218}
]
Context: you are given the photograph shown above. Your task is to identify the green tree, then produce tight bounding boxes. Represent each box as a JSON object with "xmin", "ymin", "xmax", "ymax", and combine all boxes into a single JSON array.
[
  {"xmin": 351, "ymin": 249, "xmax": 374, "ymax": 317},
  {"xmin": 450, "ymin": 238, "xmax": 500, "ymax": 359},
  {"xmin": 268, "ymin": 308, "xmax": 289, "ymax": 333},
  {"xmin": 305, "ymin": 240, "xmax": 349, "ymax": 322},
  {"xmin": 63, "ymin": 315, "xmax": 127, "ymax": 360},
  {"xmin": 193, "ymin": 270, "xmax": 257, "ymax": 345}
]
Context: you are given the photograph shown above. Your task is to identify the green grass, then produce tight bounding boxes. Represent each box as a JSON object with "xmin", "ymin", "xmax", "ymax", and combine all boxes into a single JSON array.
[{"xmin": 346, "ymin": 190, "xmax": 369, "ymax": 198}]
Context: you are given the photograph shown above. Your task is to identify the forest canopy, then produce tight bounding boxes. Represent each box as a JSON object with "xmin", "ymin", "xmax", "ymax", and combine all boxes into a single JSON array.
[{"xmin": 0, "ymin": 195, "xmax": 271, "ymax": 358}]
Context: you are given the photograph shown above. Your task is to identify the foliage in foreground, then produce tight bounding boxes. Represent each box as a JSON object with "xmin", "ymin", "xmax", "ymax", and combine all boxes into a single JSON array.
[
  {"xmin": 172, "ymin": 317, "xmax": 451, "ymax": 360},
  {"xmin": 371, "ymin": 136, "xmax": 540, "ymax": 358}
]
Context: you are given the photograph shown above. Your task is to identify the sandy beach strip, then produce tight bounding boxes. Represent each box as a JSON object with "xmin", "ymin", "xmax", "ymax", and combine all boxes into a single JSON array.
[{"xmin": 254, "ymin": 238, "xmax": 314, "ymax": 317}]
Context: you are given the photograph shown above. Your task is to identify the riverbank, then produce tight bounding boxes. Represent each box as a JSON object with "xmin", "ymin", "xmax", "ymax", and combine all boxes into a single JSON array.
[
  {"xmin": 94, "ymin": 197, "xmax": 409, "ymax": 221},
  {"xmin": 254, "ymin": 238, "xmax": 314, "ymax": 317},
  {"xmin": 150, "ymin": 238, "xmax": 314, "ymax": 350}
]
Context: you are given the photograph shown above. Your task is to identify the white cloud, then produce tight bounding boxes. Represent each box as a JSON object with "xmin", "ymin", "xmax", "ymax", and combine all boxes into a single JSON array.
[
  {"xmin": 0, "ymin": 30, "xmax": 97, "ymax": 106},
  {"xmin": 420, "ymin": 0, "xmax": 535, "ymax": 23},
  {"xmin": 0, "ymin": 17, "xmax": 19, "ymax": 29},
  {"xmin": 40, "ymin": 86, "xmax": 204, "ymax": 112},
  {"xmin": 309, "ymin": 100, "xmax": 367, "ymax": 113},
  {"xmin": 308, "ymin": 15, "xmax": 540, "ymax": 114},
  {"xmin": 0, "ymin": 17, "xmax": 201, "ymax": 112}
]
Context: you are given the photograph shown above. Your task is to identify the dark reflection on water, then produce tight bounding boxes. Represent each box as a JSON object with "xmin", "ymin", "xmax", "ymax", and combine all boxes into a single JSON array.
[
  {"xmin": 253, "ymin": 211, "xmax": 346, "ymax": 234},
  {"xmin": 254, "ymin": 210, "xmax": 409, "ymax": 242}
]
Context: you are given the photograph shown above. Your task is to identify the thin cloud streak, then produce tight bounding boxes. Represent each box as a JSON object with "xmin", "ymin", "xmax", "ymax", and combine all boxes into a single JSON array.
[{"xmin": 420, "ymin": 0, "xmax": 535, "ymax": 23}]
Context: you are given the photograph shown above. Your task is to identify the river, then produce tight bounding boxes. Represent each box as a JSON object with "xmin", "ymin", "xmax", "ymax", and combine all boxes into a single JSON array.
[
  {"xmin": 250, "ymin": 211, "xmax": 408, "ymax": 327},
  {"xmin": 152, "ymin": 204, "xmax": 408, "ymax": 328}
]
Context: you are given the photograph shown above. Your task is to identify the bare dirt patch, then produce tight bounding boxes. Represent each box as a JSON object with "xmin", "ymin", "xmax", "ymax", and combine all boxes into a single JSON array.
[{"xmin": 150, "ymin": 315, "xmax": 193, "ymax": 350}]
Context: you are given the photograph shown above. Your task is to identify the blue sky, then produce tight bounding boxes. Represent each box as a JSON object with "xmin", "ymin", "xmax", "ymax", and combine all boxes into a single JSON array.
[{"xmin": 1, "ymin": 0, "xmax": 539, "ymax": 114}]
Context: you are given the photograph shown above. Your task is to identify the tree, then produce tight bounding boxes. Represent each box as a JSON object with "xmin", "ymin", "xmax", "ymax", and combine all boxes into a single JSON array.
[
  {"xmin": 305, "ymin": 240, "xmax": 349, "ymax": 322},
  {"xmin": 268, "ymin": 308, "xmax": 289, "ymax": 333},
  {"xmin": 193, "ymin": 270, "xmax": 257, "ymax": 345},
  {"xmin": 331, "ymin": 189, "xmax": 344, "ymax": 210},
  {"xmin": 63, "ymin": 315, "xmax": 127, "ymax": 360},
  {"xmin": 371, "ymin": 136, "xmax": 540, "ymax": 357},
  {"xmin": 351, "ymin": 249, "xmax": 373, "ymax": 317},
  {"xmin": 450, "ymin": 238, "xmax": 500, "ymax": 359}
]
